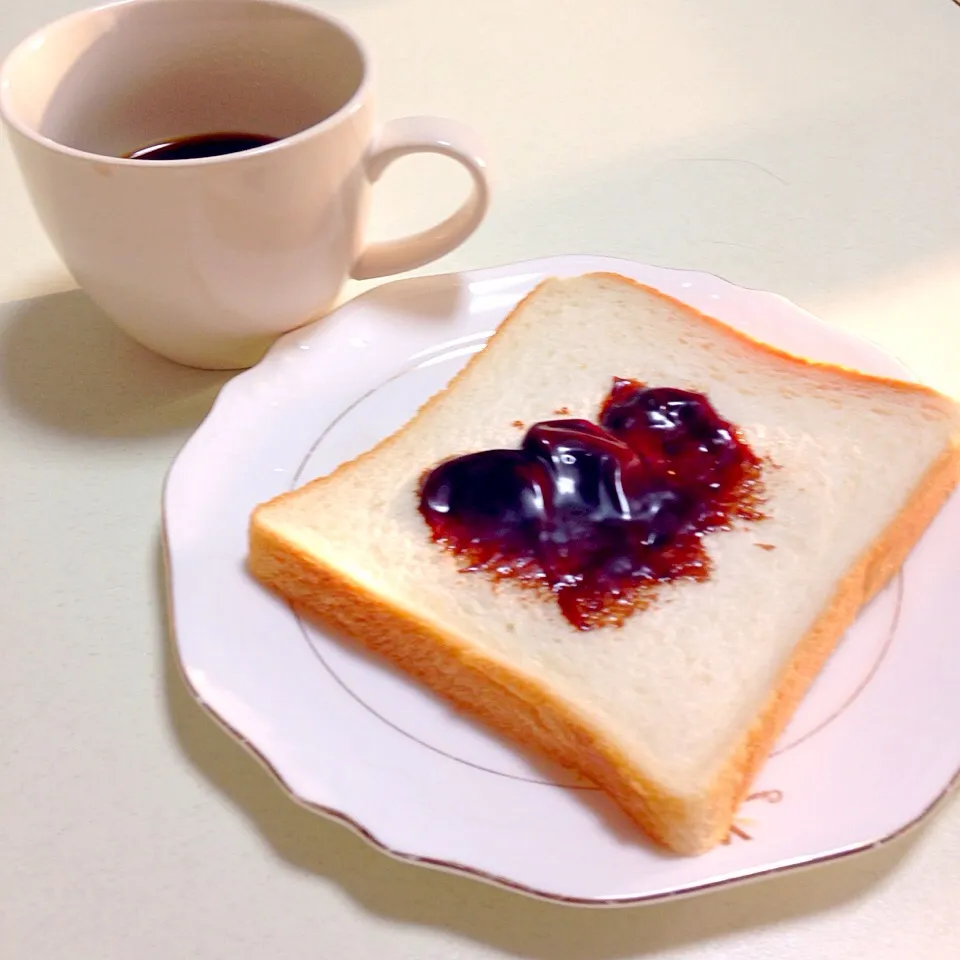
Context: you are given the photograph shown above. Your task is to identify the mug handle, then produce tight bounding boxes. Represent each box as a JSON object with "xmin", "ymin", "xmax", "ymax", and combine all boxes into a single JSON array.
[{"xmin": 350, "ymin": 117, "xmax": 490, "ymax": 281}]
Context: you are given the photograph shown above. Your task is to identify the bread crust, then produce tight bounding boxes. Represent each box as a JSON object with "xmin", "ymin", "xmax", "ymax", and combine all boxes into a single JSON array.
[
  {"xmin": 250, "ymin": 441, "xmax": 957, "ymax": 854},
  {"xmin": 268, "ymin": 273, "xmax": 959, "ymax": 502},
  {"xmin": 248, "ymin": 274, "xmax": 960, "ymax": 854}
]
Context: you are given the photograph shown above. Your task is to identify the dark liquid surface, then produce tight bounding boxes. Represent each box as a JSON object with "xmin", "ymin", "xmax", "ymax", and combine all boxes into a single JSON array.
[
  {"xmin": 127, "ymin": 132, "xmax": 278, "ymax": 161},
  {"xmin": 418, "ymin": 378, "xmax": 765, "ymax": 630}
]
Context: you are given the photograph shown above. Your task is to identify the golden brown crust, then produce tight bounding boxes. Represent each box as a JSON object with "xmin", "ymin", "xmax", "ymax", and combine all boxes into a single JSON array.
[
  {"xmin": 254, "ymin": 281, "xmax": 553, "ymax": 516},
  {"xmin": 248, "ymin": 520, "xmax": 695, "ymax": 851},
  {"xmin": 260, "ymin": 273, "xmax": 958, "ymax": 519},
  {"xmin": 712, "ymin": 442, "xmax": 960, "ymax": 839},
  {"xmin": 248, "ymin": 273, "xmax": 960, "ymax": 854},
  {"xmin": 250, "ymin": 442, "xmax": 959, "ymax": 854},
  {"xmin": 588, "ymin": 272, "xmax": 958, "ymax": 403}
]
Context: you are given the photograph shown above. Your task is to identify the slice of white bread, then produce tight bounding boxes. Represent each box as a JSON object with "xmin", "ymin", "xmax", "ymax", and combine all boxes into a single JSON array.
[{"xmin": 249, "ymin": 273, "xmax": 960, "ymax": 854}]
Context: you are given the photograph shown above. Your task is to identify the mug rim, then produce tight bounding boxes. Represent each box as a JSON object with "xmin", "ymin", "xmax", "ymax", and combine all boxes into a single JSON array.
[{"xmin": 0, "ymin": 0, "xmax": 373, "ymax": 167}]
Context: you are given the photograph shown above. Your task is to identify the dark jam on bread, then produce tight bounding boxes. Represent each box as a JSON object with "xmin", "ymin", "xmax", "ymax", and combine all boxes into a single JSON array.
[{"xmin": 418, "ymin": 378, "xmax": 764, "ymax": 630}]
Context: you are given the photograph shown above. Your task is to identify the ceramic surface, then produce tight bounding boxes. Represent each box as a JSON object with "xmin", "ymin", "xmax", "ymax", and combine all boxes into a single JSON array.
[{"xmin": 163, "ymin": 255, "xmax": 960, "ymax": 904}]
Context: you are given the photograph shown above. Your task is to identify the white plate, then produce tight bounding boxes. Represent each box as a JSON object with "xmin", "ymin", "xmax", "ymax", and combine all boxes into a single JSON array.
[{"xmin": 163, "ymin": 255, "xmax": 960, "ymax": 905}]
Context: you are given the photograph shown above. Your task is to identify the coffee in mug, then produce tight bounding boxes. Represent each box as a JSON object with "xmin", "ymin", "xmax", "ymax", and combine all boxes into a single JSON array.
[{"xmin": 0, "ymin": 0, "xmax": 490, "ymax": 369}]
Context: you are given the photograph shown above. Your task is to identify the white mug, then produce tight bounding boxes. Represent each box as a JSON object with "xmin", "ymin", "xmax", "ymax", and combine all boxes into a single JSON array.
[{"xmin": 0, "ymin": 0, "xmax": 490, "ymax": 369}]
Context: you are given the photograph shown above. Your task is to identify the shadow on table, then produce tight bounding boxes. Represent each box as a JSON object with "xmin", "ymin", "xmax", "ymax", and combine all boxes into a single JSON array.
[
  {"xmin": 0, "ymin": 289, "xmax": 230, "ymax": 438},
  {"xmin": 0, "ymin": 274, "xmax": 467, "ymax": 441},
  {"xmin": 155, "ymin": 541, "xmax": 936, "ymax": 960}
]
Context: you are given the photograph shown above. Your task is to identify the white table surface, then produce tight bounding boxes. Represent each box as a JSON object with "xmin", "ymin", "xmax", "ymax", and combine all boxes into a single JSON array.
[{"xmin": 3, "ymin": 1, "xmax": 960, "ymax": 957}]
